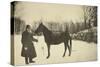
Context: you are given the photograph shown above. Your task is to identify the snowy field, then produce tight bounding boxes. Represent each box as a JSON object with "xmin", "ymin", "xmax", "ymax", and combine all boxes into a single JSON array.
[{"xmin": 14, "ymin": 35, "xmax": 97, "ymax": 65}]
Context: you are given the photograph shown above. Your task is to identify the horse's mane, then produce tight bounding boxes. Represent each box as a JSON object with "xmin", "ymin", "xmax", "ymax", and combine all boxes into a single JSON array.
[
  {"xmin": 42, "ymin": 23, "xmax": 69, "ymax": 36},
  {"xmin": 42, "ymin": 24, "xmax": 52, "ymax": 33}
]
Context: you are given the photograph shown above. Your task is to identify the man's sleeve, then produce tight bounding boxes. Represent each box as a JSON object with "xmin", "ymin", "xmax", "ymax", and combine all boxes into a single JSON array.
[{"xmin": 32, "ymin": 37, "xmax": 38, "ymax": 42}]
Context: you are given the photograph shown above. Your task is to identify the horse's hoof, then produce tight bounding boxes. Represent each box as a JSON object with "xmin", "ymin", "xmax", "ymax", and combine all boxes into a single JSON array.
[
  {"xmin": 68, "ymin": 54, "xmax": 71, "ymax": 56},
  {"xmin": 63, "ymin": 55, "xmax": 65, "ymax": 57},
  {"xmin": 46, "ymin": 56, "xmax": 49, "ymax": 59}
]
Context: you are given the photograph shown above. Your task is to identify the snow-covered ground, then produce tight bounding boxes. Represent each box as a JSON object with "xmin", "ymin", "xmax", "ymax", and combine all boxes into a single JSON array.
[{"xmin": 14, "ymin": 35, "xmax": 97, "ymax": 65}]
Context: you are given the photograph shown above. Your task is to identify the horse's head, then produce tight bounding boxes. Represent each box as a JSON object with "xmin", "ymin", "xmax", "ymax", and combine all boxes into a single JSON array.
[{"xmin": 35, "ymin": 23, "xmax": 45, "ymax": 34}]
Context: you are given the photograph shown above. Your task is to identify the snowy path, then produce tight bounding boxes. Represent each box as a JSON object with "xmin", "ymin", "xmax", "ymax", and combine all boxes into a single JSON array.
[{"xmin": 14, "ymin": 35, "xmax": 97, "ymax": 65}]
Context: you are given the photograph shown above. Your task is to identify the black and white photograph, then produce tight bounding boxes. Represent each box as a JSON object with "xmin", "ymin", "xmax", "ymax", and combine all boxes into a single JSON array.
[{"xmin": 11, "ymin": 1, "xmax": 97, "ymax": 66}]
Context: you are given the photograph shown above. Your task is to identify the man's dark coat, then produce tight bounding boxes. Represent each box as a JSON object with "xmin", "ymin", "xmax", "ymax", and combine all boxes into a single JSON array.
[{"xmin": 21, "ymin": 31, "xmax": 37, "ymax": 58}]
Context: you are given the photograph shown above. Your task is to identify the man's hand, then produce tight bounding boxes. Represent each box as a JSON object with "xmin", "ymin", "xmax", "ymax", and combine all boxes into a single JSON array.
[{"xmin": 35, "ymin": 39, "xmax": 38, "ymax": 42}]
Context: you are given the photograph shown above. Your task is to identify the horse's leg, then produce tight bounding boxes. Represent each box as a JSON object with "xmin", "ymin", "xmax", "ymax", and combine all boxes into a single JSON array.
[
  {"xmin": 46, "ymin": 44, "xmax": 50, "ymax": 59},
  {"xmin": 69, "ymin": 37, "xmax": 72, "ymax": 56},
  {"xmin": 67, "ymin": 40, "xmax": 71, "ymax": 56},
  {"xmin": 63, "ymin": 42, "xmax": 67, "ymax": 57}
]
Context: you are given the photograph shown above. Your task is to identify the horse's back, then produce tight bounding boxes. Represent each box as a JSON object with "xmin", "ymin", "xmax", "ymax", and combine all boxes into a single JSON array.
[{"xmin": 45, "ymin": 31, "xmax": 69, "ymax": 44}]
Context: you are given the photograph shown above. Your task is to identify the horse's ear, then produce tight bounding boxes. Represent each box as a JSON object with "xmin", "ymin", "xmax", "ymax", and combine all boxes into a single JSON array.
[
  {"xmin": 39, "ymin": 22, "xmax": 42, "ymax": 25},
  {"xmin": 40, "ymin": 22, "xmax": 43, "ymax": 25}
]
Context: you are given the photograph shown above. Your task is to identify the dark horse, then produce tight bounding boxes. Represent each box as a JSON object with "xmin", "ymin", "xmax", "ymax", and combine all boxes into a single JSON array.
[{"xmin": 35, "ymin": 23, "xmax": 72, "ymax": 59}]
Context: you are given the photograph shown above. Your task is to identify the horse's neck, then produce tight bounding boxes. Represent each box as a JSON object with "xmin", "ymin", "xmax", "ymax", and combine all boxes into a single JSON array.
[
  {"xmin": 43, "ymin": 27, "xmax": 52, "ymax": 37},
  {"xmin": 43, "ymin": 28, "xmax": 51, "ymax": 34}
]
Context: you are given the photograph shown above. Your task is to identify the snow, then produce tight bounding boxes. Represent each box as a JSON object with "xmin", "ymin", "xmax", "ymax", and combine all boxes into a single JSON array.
[{"xmin": 14, "ymin": 35, "xmax": 97, "ymax": 65}]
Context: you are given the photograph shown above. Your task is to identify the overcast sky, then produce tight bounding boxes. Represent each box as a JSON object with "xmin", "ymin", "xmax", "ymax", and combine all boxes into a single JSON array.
[{"xmin": 14, "ymin": 2, "xmax": 85, "ymax": 25}]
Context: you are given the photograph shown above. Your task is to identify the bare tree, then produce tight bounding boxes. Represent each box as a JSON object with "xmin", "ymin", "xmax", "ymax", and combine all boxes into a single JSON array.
[
  {"xmin": 14, "ymin": 17, "xmax": 26, "ymax": 34},
  {"xmin": 82, "ymin": 6, "xmax": 97, "ymax": 29}
]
